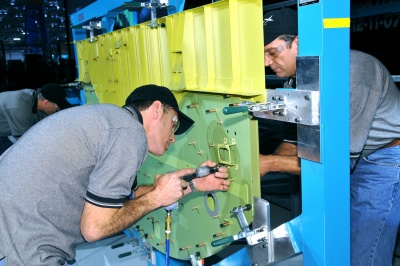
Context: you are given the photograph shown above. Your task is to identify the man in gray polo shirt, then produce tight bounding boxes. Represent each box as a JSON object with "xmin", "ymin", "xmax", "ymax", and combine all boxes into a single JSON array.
[
  {"xmin": 0, "ymin": 84, "xmax": 230, "ymax": 266},
  {"xmin": 0, "ymin": 83, "xmax": 72, "ymax": 155}
]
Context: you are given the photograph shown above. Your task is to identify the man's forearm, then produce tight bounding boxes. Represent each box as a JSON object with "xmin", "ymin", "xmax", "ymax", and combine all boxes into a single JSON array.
[
  {"xmin": 80, "ymin": 166, "xmax": 229, "ymax": 242},
  {"xmin": 134, "ymin": 185, "xmax": 154, "ymax": 197},
  {"xmin": 81, "ymin": 189, "xmax": 161, "ymax": 242},
  {"xmin": 260, "ymin": 154, "xmax": 301, "ymax": 176}
]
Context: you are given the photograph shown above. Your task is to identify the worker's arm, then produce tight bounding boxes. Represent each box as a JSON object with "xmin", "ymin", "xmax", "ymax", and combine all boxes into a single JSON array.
[
  {"xmin": 133, "ymin": 185, "xmax": 154, "ymax": 197},
  {"xmin": 134, "ymin": 161, "xmax": 229, "ymax": 198},
  {"xmin": 80, "ymin": 163, "xmax": 229, "ymax": 242},
  {"xmin": 260, "ymin": 142, "xmax": 300, "ymax": 176},
  {"xmin": 80, "ymin": 168, "xmax": 193, "ymax": 242}
]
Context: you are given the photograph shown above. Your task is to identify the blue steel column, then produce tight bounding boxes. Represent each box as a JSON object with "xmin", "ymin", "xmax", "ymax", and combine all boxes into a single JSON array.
[{"xmin": 298, "ymin": 0, "xmax": 350, "ymax": 265}]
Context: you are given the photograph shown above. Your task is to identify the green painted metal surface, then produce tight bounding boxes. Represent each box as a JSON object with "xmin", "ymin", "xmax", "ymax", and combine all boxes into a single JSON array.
[{"xmin": 134, "ymin": 92, "xmax": 260, "ymax": 260}]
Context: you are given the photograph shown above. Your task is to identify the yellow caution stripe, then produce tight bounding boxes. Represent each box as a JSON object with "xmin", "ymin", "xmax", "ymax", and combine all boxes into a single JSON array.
[{"xmin": 323, "ymin": 18, "xmax": 350, "ymax": 28}]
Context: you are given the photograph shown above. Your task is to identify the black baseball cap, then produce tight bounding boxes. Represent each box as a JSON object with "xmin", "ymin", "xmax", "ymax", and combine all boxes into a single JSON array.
[
  {"xmin": 40, "ymin": 83, "xmax": 72, "ymax": 110},
  {"xmin": 125, "ymin": 84, "xmax": 194, "ymax": 135},
  {"xmin": 263, "ymin": 8, "xmax": 298, "ymax": 46}
]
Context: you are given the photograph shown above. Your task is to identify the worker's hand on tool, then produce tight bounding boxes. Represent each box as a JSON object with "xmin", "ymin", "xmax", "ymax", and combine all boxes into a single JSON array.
[
  {"xmin": 152, "ymin": 168, "xmax": 192, "ymax": 207},
  {"xmin": 192, "ymin": 160, "xmax": 230, "ymax": 192}
]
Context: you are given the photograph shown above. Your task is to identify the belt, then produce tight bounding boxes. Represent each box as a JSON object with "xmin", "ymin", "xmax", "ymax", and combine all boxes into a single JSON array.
[{"xmin": 383, "ymin": 138, "xmax": 400, "ymax": 148}]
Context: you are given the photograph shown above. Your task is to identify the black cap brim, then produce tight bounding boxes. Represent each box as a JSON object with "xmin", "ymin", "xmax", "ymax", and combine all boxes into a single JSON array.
[
  {"xmin": 55, "ymin": 98, "xmax": 73, "ymax": 110},
  {"xmin": 125, "ymin": 84, "xmax": 195, "ymax": 135},
  {"xmin": 174, "ymin": 110, "xmax": 194, "ymax": 135}
]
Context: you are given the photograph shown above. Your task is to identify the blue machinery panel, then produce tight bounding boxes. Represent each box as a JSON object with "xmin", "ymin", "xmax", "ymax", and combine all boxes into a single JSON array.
[{"xmin": 298, "ymin": 0, "xmax": 350, "ymax": 265}]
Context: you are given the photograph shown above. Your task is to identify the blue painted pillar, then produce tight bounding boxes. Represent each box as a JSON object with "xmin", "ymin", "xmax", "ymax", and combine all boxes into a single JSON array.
[{"xmin": 298, "ymin": 0, "xmax": 350, "ymax": 265}]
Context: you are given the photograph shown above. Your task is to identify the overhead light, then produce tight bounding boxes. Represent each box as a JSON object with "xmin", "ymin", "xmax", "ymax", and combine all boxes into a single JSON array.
[{"xmin": 13, "ymin": 37, "xmax": 21, "ymax": 41}]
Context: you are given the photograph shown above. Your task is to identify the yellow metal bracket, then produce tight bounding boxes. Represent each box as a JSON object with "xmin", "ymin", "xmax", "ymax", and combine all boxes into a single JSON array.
[{"xmin": 217, "ymin": 138, "xmax": 238, "ymax": 169}]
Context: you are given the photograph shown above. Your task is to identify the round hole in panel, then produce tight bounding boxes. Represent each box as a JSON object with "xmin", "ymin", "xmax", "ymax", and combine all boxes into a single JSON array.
[{"xmin": 204, "ymin": 192, "xmax": 219, "ymax": 217}]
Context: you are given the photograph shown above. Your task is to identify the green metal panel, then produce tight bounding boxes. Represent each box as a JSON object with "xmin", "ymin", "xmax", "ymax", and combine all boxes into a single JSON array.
[{"xmin": 135, "ymin": 92, "xmax": 260, "ymax": 260}]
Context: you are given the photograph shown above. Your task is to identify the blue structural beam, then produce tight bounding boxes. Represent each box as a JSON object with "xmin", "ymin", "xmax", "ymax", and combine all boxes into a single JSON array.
[
  {"xmin": 298, "ymin": 0, "xmax": 350, "ymax": 265},
  {"xmin": 167, "ymin": 0, "xmax": 186, "ymax": 14},
  {"xmin": 70, "ymin": 0, "xmax": 186, "ymax": 28},
  {"xmin": 70, "ymin": 0, "xmax": 132, "ymax": 27}
]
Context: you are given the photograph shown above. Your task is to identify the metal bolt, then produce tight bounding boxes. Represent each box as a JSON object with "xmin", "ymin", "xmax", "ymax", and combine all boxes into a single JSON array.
[
  {"xmin": 295, "ymin": 117, "xmax": 301, "ymax": 122},
  {"xmin": 305, "ymin": 94, "xmax": 310, "ymax": 100}
]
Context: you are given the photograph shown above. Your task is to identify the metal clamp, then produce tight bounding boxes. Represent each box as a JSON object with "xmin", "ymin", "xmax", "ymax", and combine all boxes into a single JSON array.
[
  {"xmin": 211, "ymin": 203, "xmax": 270, "ymax": 248},
  {"xmin": 82, "ymin": 21, "xmax": 102, "ymax": 43},
  {"xmin": 252, "ymin": 89, "xmax": 320, "ymax": 126}
]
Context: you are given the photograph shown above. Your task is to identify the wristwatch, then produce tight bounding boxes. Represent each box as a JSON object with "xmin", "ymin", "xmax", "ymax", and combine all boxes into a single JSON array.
[{"xmin": 188, "ymin": 180, "xmax": 197, "ymax": 192}]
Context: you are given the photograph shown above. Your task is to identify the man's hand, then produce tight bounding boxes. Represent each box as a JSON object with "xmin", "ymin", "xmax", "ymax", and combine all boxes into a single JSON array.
[
  {"xmin": 152, "ymin": 168, "xmax": 194, "ymax": 207},
  {"xmin": 191, "ymin": 160, "xmax": 230, "ymax": 192}
]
